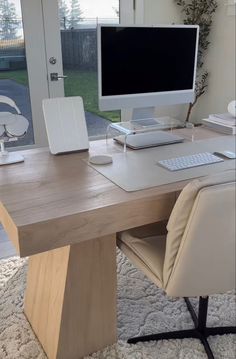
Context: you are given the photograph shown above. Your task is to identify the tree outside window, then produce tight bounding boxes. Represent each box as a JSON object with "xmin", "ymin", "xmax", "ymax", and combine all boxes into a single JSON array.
[
  {"xmin": 58, "ymin": 0, "xmax": 83, "ymax": 30},
  {"xmin": 0, "ymin": 0, "xmax": 19, "ymax": 40}
]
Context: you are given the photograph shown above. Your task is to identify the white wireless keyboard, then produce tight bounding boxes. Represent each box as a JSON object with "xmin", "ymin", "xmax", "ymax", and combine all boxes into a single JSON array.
[{"xmin": 158, "ymin": 152, "xmax": 224, "ymax": 171}]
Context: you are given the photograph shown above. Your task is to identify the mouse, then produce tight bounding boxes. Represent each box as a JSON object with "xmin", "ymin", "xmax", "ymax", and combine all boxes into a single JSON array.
[
  {"xmin": 214, "ymin": 151, "xmax": 236, "ymax": 159},
  {"xmin": 89, "ymin": 155, "xmax": 113, "ymax": 165}
]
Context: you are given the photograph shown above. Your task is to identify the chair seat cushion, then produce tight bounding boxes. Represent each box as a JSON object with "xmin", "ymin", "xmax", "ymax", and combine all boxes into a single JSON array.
[{"xmin": 117, "ymin": 225, "xmax": 166, "ymax": 288}]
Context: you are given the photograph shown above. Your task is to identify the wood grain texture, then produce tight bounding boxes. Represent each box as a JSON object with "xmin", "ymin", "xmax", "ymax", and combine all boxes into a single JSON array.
[
  {"xmin": 24, "ymin": 245, "xmax": 69, "ymax": 359},
  {"xmin": 24, "ymin": 235, "xmax": 117, "ymax": 359},
  {"xmin": 0, "ymin": 128, "xmax": 226, "ymax": 257},
  {"xmin": 0, "ymin": 127, "xmax": 229, "ymax": 359},
  {"xmin": 0, "ymin": 202, "xmax": 19, "ymax": 253},
  {"xmin": 18, "ymin": 192, "xmax": 175, "ymax": 256}
]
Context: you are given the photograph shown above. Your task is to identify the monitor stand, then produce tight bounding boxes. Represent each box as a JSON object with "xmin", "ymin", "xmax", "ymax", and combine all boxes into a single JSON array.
[
  {"xmin": 131, "ymin": 107, "xmax": 163, "ymax": 127},
  {"xmin": 0, "ymin": 140, "xmax": 24, "ymax": 166},
  {"xmin": 132, "ymin": 107, "xmax": 156, "ymax": 121},
  {"xmin": 131, "ymin": 107, "xmax": 178, "ymax": 127}
]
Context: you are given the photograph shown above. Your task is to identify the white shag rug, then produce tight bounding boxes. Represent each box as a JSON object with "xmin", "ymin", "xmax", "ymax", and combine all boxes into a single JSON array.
[{"xmin": 0, "ymin": 251, "xmax": 235, "ymax": 359}]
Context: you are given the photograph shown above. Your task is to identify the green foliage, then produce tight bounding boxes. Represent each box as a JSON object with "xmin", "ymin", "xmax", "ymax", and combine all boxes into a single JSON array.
[
  {"xmin": 0, "ymin": 0, "xmax": 20, "ymax": 40},
  {"xmin": 58, "ymin": 0, "xmax": 83, "ymax": 29},
  {"xmin": 69, "ymin": 0, "xmax": 83, "ymax": 29},
  {"xmin": 64, "ymin": 69, "xmax": 120, "ymax": 121},
  {"xmin": 58, "ymin": 0, "xmax": 70, "ymax": 29},
  {"xmin": 174, "ymin": 0, "xmax": 218, "ymax": 122},
  {"xmin": 0, "ymin": 69, "xmax": 120, "ymax": 122},
  {"xmin": 0, "ymin": 69, "xmax": 28, "ymax": 86}
]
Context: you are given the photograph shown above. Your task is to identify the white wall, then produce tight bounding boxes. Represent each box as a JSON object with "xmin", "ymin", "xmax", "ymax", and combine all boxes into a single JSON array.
[{"xmin": 144, "ymin": 0, "xmax": 235, "ymax": 123}]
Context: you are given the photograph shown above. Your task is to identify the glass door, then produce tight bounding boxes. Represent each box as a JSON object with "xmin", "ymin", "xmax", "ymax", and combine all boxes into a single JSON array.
[
  {"xmin": 0, "ymin": 0, "xmax": 34, "ymax": 147},
  {"xmin": 0, "ymin": 0, "xmax": 143, "ymax": 148},
  {"xmin": 0, "ymin": 0, "xmax": 53, "ymax": 148},
  {"xmin": 42, "ymin": 0, "xmax": 141, "ymax": 138},
  {"xmin": 42, "ymin": 0, "xmax": 120, "ymax": 138},
  {"xmin": 60, "ymin": 0, "xmax": 120, "ymax": 137}
]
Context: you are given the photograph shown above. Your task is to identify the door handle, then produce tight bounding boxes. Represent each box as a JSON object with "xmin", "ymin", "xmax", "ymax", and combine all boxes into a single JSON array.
[{"xmin": 50, "ymin": 72, "xmax": 68, "ymax": 81}]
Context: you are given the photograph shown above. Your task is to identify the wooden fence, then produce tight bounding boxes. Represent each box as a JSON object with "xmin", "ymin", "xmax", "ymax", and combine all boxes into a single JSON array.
[
  {"xmin": 0, "ymin": 38, "xmax": 26, "ymax": 70},
  {"xmin": 61, "ymin": 29, "xmax": 97, "ymax": 70},
  {"xmin": 0, "ymin": 29, "xmax": 97, "ymax": 71}
]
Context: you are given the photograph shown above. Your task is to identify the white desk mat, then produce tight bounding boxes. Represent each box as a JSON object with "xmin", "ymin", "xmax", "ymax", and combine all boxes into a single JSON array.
[{"xmin": 88, "ymin": 137, "xmax": 236, "ymax": 192}]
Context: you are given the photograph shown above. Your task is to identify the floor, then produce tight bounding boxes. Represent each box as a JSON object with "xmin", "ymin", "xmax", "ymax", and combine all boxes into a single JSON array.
[
  {"xmin": 1, "ymin": 252, "xmax": 235, "ymax": 359},
  {"xmin": 0, "ymin": 226, "xmax": 17, "ymax": 259}
]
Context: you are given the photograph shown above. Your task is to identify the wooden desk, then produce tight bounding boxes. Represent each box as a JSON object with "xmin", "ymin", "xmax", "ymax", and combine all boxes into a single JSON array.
[{"xmin": 0, "ymin": 128, "xmax": 227, "ymax": 359}]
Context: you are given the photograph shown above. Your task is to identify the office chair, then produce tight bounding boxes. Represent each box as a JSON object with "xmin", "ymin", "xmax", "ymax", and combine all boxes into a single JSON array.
[{"xmin": 117, "ymin": 170, "xmax": 236, "ymax": 359}]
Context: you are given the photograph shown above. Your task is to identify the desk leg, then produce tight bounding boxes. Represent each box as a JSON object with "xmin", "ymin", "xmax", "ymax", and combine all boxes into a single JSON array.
[{"xmin": 24, "ymin": 235, "xmax": 117, "ymax": 359}]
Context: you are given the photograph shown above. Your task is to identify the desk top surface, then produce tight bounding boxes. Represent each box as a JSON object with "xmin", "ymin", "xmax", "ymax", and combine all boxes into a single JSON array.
[
  {"xmin": 0, "ymin": 127, "xmax": 231, "ymax": 256},
  {"xmin": 89, "ymin": 136, "xmax": 235, "ymax": 192}
]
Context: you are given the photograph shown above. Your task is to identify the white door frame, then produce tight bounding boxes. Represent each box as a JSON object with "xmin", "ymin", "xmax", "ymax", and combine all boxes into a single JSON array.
[
  {"xmin": 20, "ymin": 0, "xmax": 49, "ymax": 147},
  {"xmin": 14, "ymin": 0, "xmax": 64, "ymax": 149},
  {"xmin": 120, "ymin": 0, "xmax": 144, "ymax": 24},
  {"xmin": 41, "ymin": 0, "xmax": 65, "ymax": 98},
  {"xmin": 120, "ymin": 0, "xmax": 144, "ymax": 121},
  {"xmin": 135, "ymin": 0, "xmax": 145, "ymax": 24}
]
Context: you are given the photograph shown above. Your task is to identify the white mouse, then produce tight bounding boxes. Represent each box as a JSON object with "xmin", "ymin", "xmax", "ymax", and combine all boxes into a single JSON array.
[
  {"xmin": 89, "ymin": 155, "xmax": 113, "ymax": 165},
  {"xmin": 214, "ymin": 151, "xmax": 236, "ymax": 159}
]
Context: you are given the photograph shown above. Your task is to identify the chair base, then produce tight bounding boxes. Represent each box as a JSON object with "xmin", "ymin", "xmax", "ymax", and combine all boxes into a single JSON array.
[{"xmin": 127, "ymin": 297, "xmax": 236, "ymax": 359}]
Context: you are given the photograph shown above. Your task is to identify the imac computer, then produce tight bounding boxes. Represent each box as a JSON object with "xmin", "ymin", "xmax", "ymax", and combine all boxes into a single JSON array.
[
  {"xmin": 98, "ymin": 24, "xmax": 199, "ymax": 113},
  {"xmin": 97, "ymin": 25, "xmax": 199, "ymax": 149}
]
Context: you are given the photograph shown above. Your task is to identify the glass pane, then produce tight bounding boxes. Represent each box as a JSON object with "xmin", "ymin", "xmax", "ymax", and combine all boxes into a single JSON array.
[
  {"xmin": 58, "ymin": 0, "xmax": 120, "ymax": 137},
  {"xmin": 0, "ymin": 0, "xmax": 34, "ymax": 147}
]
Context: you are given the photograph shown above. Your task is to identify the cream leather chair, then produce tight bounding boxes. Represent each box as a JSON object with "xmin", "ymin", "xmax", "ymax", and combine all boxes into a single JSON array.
[{"xmin": 117, "ymin": 170, "xmax": 236, "ymax": 359}]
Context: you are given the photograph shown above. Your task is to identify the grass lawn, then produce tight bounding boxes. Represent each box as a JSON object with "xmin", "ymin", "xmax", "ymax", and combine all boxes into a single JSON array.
[
  {"xmin": 0, "ymin": 70, "xmax": 29, "ymax": 87},
  {"xmin": 0, "ymin": 69, "xmax": 120, "ymax": 122}
]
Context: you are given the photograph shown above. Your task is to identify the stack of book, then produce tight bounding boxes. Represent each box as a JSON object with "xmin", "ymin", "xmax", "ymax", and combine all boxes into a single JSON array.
[{"xmin": 202, "ymin": 113, "xmax": 236, "ymax": 135}]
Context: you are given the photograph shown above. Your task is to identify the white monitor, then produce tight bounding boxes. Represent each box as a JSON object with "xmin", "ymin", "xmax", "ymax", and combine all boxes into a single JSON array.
[{"xmin": 97, "ymin": 25, "xmax": 199, "ymax": 112}]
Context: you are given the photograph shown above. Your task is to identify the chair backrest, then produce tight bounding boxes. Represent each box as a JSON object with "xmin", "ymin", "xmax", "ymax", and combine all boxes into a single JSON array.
[
  {"xmin": 163, "ymin": 170, "xmax": 236, "ymax": 297},
  {"xmin": 42, "ymin": 96, "xmax": 89, "ymax": 154}
]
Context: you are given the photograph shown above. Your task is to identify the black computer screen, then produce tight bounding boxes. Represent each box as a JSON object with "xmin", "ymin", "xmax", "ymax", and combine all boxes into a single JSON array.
[{"xmin": 101, "ymin": 27, "xmax": 198, "ymax": 97}]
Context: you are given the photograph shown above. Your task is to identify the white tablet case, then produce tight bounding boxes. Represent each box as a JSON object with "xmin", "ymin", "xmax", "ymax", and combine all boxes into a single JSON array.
[{"xmin": 43, "ymin": 96, "xmax": 89, "ymax": 154}]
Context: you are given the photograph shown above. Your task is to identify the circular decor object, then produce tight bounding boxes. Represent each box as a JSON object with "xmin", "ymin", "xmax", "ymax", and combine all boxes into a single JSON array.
[
  {"xmin": 89, "ymin": 155, "xmax": 113, "ymax": 165},
  {"xmin": 5, "ymin": 115, "xmax": 29, "ymax": 137},
  {"xmin": 0, "ymin": 112, "xmax": 17, "ymax": 126}
]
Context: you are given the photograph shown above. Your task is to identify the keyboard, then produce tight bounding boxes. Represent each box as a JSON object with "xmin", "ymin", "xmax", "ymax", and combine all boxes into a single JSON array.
[{"xmin": 158, "ymin": 152, "xmax": 224, "ymax": 171}]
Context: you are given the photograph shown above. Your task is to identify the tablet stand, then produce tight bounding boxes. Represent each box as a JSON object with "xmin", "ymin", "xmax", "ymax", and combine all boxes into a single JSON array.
[
  {"xmin": 0, "ymin": 139, "xmax": 24, "ymax": 166},
  {"xmin": 106, "ymin": 116, "xmax": 183, "ymax": 152}
]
